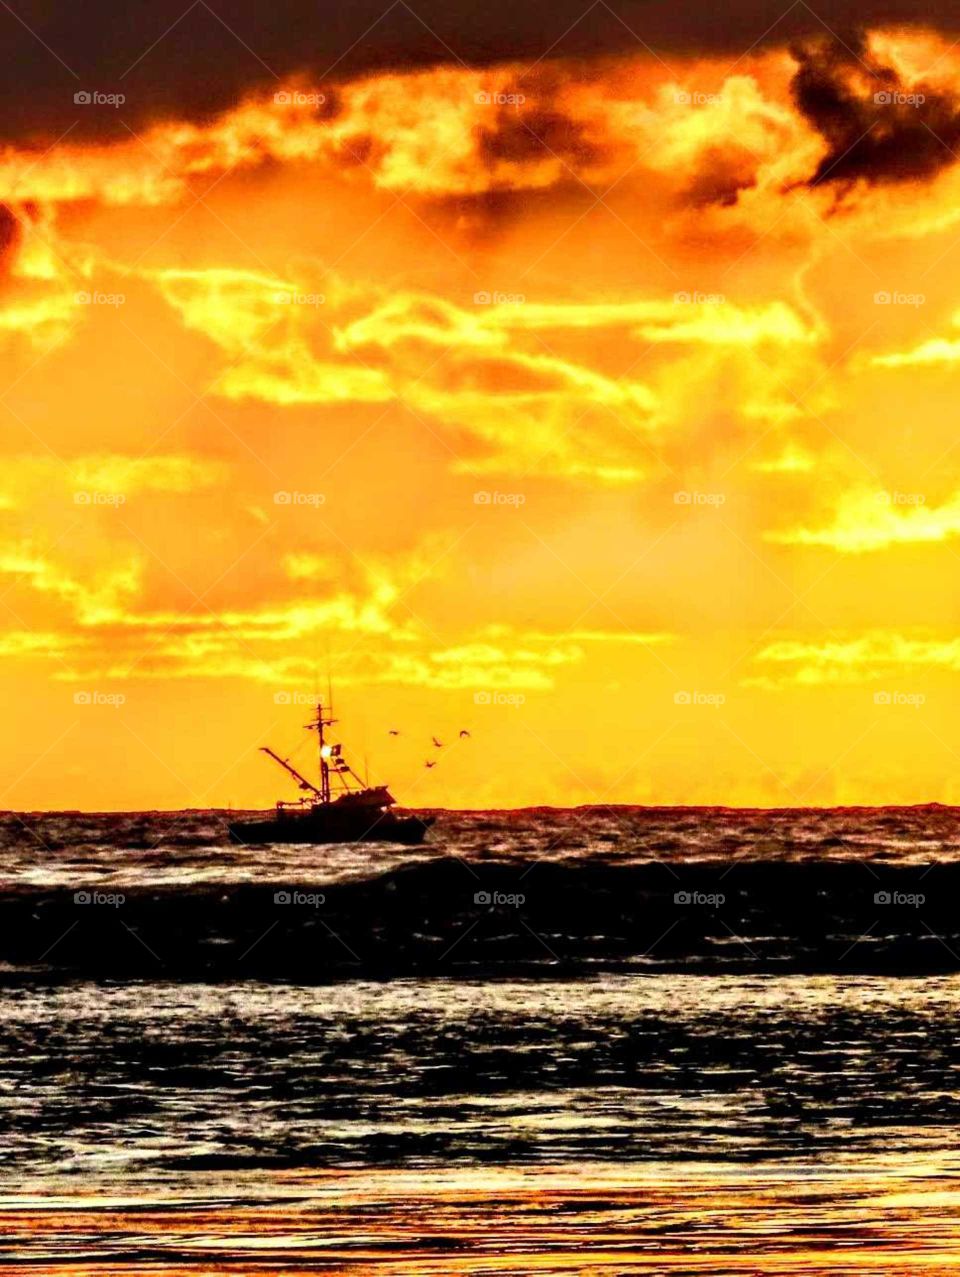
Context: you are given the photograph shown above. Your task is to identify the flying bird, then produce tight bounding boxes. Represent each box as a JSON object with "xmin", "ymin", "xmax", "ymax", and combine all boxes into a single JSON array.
[
  {"xmin": 388, "ymin": 729, "xmax": 400, "ymax": 736},
  {"xmin": 424, "ymin": 759, "xmax": 437, "ymax": 768},
  {"xmin": 432, "ymin": 736, "xmax": 443, "ymax": 748},
  {"xmin": 459, "ymin": 729, "xmax": 471, "ymax": 738}
]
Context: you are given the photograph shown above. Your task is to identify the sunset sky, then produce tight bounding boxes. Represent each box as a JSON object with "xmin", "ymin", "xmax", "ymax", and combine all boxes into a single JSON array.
[{"xmin": 4, "ymin": 3, "xmax": 960, "ymax": 809}]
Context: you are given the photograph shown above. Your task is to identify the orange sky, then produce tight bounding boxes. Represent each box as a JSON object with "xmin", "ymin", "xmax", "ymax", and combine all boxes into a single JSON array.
[{"xmin": 4, "ymin": 28, "xmax": 960, "ymax": 809}]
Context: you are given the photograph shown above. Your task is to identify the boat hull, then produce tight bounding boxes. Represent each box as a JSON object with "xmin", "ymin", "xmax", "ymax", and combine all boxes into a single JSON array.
[{"xmin": 228, "ymin": 808, "xmax": 433, "ymax": 846}]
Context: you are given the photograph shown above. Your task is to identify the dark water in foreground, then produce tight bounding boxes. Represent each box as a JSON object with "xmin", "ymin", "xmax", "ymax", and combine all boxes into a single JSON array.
[
  {"xmin": 1, "ymin": 805, "xmax": 958, "ymax": 977},
  {"xmin": 3, "ymin": 807, "xmax": 960, "ymax": 1271},
  {"xmin": 4, "ymin": 975, "xmax": 960, "ymax": 1177}
]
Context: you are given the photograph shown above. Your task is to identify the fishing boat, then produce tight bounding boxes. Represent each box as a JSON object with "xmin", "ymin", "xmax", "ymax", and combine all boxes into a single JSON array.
[{"xmin": 228, "ymin": 701, "xmax": 433, "ymax": 845}]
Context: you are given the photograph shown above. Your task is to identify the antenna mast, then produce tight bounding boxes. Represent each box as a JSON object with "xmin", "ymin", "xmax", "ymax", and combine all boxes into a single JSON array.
[{"xmin": 309, "ymin": 699, "xmax": 337, "ymax": 804}]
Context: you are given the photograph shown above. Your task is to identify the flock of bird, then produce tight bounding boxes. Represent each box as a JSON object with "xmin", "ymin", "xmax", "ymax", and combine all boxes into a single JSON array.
[{"xmin": 386, "ymin": 727, "xmax": 471, "ymax": 767}]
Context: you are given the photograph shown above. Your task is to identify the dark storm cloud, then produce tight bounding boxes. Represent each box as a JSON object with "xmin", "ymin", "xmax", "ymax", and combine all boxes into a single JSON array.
[
  {"xmin": 792, "ymin": 33, "xmax": 960, "ymax": 185},
  {"xmin": 0, "ymin": 0, "xmax": 953, "ymax": 143},
  {"xmin": 0, "ymin": 206, "xmax": 21, "ymax": 256},
  {"xmin": 476, "ymin": 107, "xmax": 607, "ymax": 169}
]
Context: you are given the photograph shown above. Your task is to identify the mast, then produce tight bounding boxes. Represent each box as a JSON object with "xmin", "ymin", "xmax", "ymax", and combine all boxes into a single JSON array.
[
  {"xmin": 310, "ymin": 699, "xmax": 337, "ymax": 804},
  {"xmin": 260, "ymin": 693, "xmax": 380, "ymax": 805}
]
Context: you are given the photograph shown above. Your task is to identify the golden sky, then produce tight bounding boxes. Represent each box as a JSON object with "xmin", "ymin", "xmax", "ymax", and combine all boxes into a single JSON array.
[{"xmin": 4, "ymin": 26, "xmax": 960, "ymax": 809}]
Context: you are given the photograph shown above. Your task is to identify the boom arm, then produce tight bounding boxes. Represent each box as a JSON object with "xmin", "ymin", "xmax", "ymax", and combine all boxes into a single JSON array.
[{"xmin": 260, "ymin": 747, "xmax": 321, "ymax": 796}]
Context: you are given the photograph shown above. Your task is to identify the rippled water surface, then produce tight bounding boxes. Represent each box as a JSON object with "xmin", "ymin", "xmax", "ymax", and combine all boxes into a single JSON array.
[
  {"xmin": 5, "ymin": 1161, "xmax": 960, "ymax": 1274},
  {"xmin": 3, "ymin": 808, "xmax": 960, "ymax": 1271},
  {"xmin": 2, "ymin": 973, "xmax": 960, "ymax": 1270},
  {"xmin": 3, "ymin": 804, "xmax": 960, "ymax": 887},
  {"xmin": 3, "ymin": 975, "xmax": 960, "ymax": 1177}
]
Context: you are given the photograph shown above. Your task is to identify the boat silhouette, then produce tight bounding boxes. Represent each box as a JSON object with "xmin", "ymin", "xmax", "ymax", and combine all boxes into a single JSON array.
[{"xmin": 228, "ymin": 700, "xmax": 433, "ymax": 846}]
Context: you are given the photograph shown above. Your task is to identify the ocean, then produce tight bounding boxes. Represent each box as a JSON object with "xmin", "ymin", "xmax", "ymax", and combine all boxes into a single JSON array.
[{"xmin": 2, "ymin": 806, "xmax": 960, "ymax": 1272}]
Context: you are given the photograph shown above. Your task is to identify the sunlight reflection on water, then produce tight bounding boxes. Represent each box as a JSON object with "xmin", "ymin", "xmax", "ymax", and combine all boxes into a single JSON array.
[{"xmin": 2, "ymin": 1161, "xmax": 960, "ymax": 1274}]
